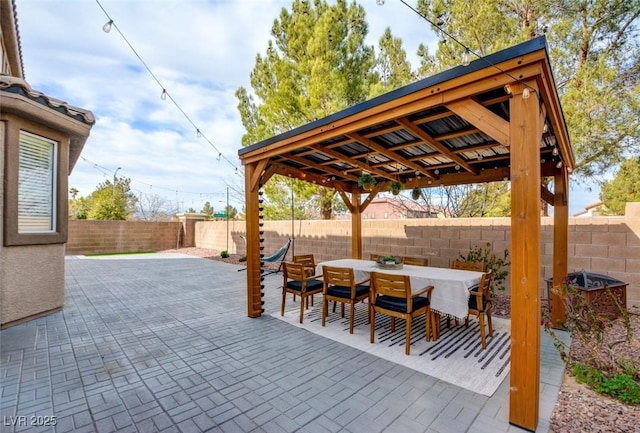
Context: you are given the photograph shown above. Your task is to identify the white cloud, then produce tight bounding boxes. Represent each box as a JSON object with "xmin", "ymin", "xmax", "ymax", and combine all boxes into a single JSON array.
[{"xmin": 16, "ymin": 0, "xmax": 597, "ymax": 214}]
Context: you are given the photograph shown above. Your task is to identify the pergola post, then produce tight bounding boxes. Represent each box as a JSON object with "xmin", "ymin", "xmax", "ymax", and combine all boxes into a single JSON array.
[
  {"xmin": 508, "ymin": 83, "xmax": 542, "ymax": 431},
  {"xmin": 352, "ymin": 190, "xmax": 362, "ymax": 259},
  {"xmin": 551, "ymin": 170, "xmax": 569, "ymax": 328},
  {"xmin": 244, "ymin": 161, "xmax": 264, "ymax": 318}
]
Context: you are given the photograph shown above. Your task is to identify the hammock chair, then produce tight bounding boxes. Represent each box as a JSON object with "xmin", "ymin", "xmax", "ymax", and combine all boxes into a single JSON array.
[{"xmin": 238, "ymin": 237, "xmax": 292, "ymax": 275}]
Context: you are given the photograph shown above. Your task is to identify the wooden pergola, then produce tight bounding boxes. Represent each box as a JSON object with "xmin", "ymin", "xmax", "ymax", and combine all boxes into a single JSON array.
[{"xmin": 238, "ymin": 36, "xmax": 573, "ymax": 431}]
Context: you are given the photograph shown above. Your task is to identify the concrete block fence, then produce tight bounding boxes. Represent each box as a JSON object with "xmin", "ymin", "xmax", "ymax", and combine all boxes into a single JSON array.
[{"xmin": 66, "ymin": 205, "xmax": 640, "ymax": 307}]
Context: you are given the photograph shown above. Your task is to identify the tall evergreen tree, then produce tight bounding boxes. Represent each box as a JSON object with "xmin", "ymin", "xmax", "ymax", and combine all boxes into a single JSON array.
[
  {"xmin": 416, "ymin": 0, "xmax": 640, "ymax": 179},
  {"xmin": 237, "ymin": 0, "xmax": 410, "ymax": 219},
  {"xmin": 599, "ymin": 156, "xmax": 640, "ymax": 215}
]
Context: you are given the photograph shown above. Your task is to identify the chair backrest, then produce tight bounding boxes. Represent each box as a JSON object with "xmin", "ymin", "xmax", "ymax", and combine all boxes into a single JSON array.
[
  {"xmin": 451, "ymin": 259, "xmax": 486, "ymax": 272},
  {"xmin": 283, "ymin": 262, "xmax": 305, "ymax": 282},
  {"xmin": 371, "ymin": 272, "xmax": 411, "ymax": 300},
  {"xmin": 403, "ymin": 256, "xmax": 429, "ymax": 266},
  {"xmin": 476, "ymin": 271, "xmax": 492, "ymax": 298},
  {"xmin": 371, "ymin": 272, "xmax": 414, "ymax": 313},
  {"xmin": 322, "ymin": 266, "xmax": 355, "ymax": 289},
  {"xmin": 293, "ymin": 254, "xmax": 315, "ymax": 269}
]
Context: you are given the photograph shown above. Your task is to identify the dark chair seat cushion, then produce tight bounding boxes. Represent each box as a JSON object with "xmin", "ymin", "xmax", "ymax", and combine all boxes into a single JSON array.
[
  {"xmin": 468, "ymin": 294, "xmax": 491, "ymax": 311},
  {"xmin": 327, "ymin": 284, "xmax": 369, "ymax": 299},
  {"xmin": 376, "ymin": 295, "xmax": 429, "ymax": 313},
  {"xmin": 286, "ymin": 279, "xmax": 323, "ymax": 293}
]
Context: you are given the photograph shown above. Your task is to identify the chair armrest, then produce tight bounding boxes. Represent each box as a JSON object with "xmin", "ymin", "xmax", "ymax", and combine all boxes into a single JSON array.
[
  {"xmin": 308, "ymin": 273, "xmax": 323, "ymax": 280},
  {"xmin": 356, "ymin": 278, "xmax": 370, "ymax": 286},
  {"xmin": 413, "ymin": 285, "xmax": 434, "ymax": 297}
]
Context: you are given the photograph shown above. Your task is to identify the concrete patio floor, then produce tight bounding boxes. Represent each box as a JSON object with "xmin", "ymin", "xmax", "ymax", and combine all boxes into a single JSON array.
[{"xmin": 0, "ymin": 254, "xmax": 569, "ymax": 432}]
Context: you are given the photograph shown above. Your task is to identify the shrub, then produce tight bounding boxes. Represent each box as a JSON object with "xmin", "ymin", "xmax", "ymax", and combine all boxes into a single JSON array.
[
  {"xmin": 544, "ymin": 280, "xmax": 638, "ymax": 406},
  {"xmin": 459, "ymin": 243, "xmax": 510, "ymax": 294},
  {"xmin": 220, "ymin": 250, "xmax": 230, "ymax": 258}
]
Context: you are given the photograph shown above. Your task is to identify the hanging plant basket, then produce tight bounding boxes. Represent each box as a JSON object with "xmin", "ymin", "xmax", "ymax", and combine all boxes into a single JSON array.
[
  {"xmin": 411, "ymin": 187, "xmax": 421, "ymax": 200},
  {"xmin": 358, "ymin": 173, "xmax": 376, "ymax": 191},
  {"xmin": 390, "ymin": 181, "xmax": 403, "ymax": 196}
]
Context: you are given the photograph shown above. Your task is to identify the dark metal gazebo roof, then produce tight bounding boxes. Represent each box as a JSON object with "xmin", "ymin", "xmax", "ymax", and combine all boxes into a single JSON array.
[{"xmin": 239, "ymin": 36, "xmax": 573, "ymax": 193}]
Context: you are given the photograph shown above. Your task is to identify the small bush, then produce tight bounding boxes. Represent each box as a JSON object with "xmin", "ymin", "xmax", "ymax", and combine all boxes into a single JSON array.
[
  {"xmin": 573, "ymin": 364, "xmax": 640, "ymax": 405},
  {"xmin": 220, "ymin": 250, "xmax": 230, "ymax": 258},
  {"xmin": 459, "ymin": 243, "xmax": 510, "ymax": 294}
]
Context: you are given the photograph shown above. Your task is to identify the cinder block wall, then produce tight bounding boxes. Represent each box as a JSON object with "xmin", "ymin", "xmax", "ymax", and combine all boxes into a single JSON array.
[
  {"xmin": 193, "ymin": 211, "xmax": 640, "ymax": 307},
  {"xmin": 66, "ymin": 220, "xmax": 181, "ymax": 255},
  {"xmin": 65, "ymin": 207, "xmax": 640, "ymax": 307}
]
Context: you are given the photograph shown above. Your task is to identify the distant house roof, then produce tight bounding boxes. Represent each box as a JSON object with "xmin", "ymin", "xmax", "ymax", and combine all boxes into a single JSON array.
[{"xmin": 572, "ymin": 201, "xmax": 604, "ymax": 217}]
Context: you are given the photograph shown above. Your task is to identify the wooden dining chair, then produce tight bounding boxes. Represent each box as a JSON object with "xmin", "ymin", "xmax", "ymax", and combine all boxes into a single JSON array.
[
  {"xmin": 451, "ymin": 259, "xmax": 486, "ymax": 272},
  {"xmin": 293, "ymin": 254, "xmax": 317, "ymax": 303},
  {"xmin": 369, "ymin": 272, "xmax": 435, "ymax": 355},
  {"xmin": 282, "ymin": 262, "xmax": 324, "ymax": 324},
  {"xmin": 294, "ymin": 254, "xmax": 316, "ymax": 276},
  {"xmin": 403, "ymin": 256, "xmax": 429, "ymax": 266},
  {"xmin": 467, "ymin": 271, "xmax": 494, "ymax": 349},
  {"xmin": 321, "ymin": 266, "xmax": 370, "ymax": 334},
  {"xmin": 447, "ymin": 260, "xmax": 486, "ymax": 327}
]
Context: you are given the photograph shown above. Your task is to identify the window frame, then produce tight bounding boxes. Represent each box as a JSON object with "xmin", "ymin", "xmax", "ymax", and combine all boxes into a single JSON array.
[{"xmin": 3, "ymin": 117, "xmax": 69, "ymax": 246}]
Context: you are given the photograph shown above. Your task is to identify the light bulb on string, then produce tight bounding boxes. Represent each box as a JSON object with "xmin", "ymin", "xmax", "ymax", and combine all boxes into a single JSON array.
[
  {"xmin": 461, "ymin": 49, "xmax": 471, "ymax": 66},
  {"xmin": 196, "ymin": 129, "xmax": 202, "ymax": 138},
  {"xmin": 376, "ymin": 0, "xmax": 385, "ymax": 5},
  {"xmin": 522, "ymin": 85, "xmax": 531, "ymax": 99},
  {"xmin": 160, "ymin": 89, "xmax": 167, "ymax": 100},
  {"xmin": 102, "ymin": 20, "xmax": 113, "ymax": 33},
  {"xmin": 552, "ymin": 147, "xmax": 559, "ymax": 156},
  {"xmin": 217, "ymin": 153, "xmax": 221, "ymax": 161}
]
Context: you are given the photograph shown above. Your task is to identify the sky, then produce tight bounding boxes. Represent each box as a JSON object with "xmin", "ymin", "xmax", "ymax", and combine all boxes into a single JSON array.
[{"xmin": 16, "ymin": 0, "xmax": 600, "ymax": 215}]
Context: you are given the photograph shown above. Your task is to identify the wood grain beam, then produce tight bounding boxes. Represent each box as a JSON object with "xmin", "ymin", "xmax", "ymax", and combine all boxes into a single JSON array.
[{"xmin": 445, "ymin": 99, "xmax": 510, "ymax": 147}]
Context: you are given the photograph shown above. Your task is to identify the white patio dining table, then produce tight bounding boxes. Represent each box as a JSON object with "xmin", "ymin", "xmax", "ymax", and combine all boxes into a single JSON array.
[{"xmin": 316, "ymin": 258, "xmax": 483, "ymax": 320}]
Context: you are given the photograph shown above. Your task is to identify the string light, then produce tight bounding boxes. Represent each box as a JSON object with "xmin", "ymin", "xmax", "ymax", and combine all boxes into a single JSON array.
[
  {"xmin": 462, "ymin": 48, "xmax": 471, "ymax": 66},
  {"xmin": 102, "ymin": 20, "xmax": 113, "ymax": 33},
  {"xmin": 94, "ymin": 0, "xmax": 241, "ymax": 174},
  {"xmin": 395, "ymin": 0, "xmax": 535, "ymax": 92},
  {"xmin": 522, "ymin": 85, "xmax": 531, "ymax": 99}
]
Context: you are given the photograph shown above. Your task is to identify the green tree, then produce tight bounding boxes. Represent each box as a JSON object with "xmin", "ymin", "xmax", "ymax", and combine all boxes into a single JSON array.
[
  {"xmin": 87, "ymin": 177, "xmax": 137, "ymax": 220},
  {"xmin": 224, "ymin": 205, "xmax": 238, "ymax": 220},
  {"xmin": 599, "ymin": 157, "xmax": 640, "ymax": 215},
  {"xmin": 459, "ymin": 182, "xmax": 511, "ymax": 217},
  {"xmin": 369, "ymin": 27, "xmax": 414, "ymax": 97},
  {"xmin": 416, "ymin": 0, "xmax": 640, "ymax": 179},
  {"xmin": 201, "ymin": 201, "xmax": 214, "ymax": 220},
  {"xmin": 237, "ymin": 0, "xmax": 405, "ymax": 219}
]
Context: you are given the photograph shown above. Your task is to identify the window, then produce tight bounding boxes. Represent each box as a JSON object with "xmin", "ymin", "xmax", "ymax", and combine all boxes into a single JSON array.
[
  {"xmin": 18, "ymin": 132, "xmax": 57, "ymax": 233},
  {"xmin": 3, "ymin": 118, "xmax": 69, "ymax": 246}
]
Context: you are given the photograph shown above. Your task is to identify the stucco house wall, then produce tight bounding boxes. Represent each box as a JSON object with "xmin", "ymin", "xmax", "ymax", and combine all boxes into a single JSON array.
[{"xmin": 1, "ymin": 0, "xmax": 94, "ymax": 328}]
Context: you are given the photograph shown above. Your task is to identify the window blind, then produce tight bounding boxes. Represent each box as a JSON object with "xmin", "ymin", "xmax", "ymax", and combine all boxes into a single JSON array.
[{"xmin": 18, "ymin": 131, "xmax": 57, "ymax": 233}]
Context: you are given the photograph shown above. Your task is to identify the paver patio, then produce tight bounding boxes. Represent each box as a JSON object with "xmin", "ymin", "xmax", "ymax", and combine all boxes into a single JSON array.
[{"xmin": 0, "ymin": 254, "xmax": 568, "ymax": 432}]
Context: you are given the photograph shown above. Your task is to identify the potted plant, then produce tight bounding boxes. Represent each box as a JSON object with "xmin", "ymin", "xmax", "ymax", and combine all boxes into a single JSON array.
[
  {"xmin": 358, "ymin": 173, "xmax": 376, "ymax": 191},
  {"xmin": 411, "ymin": 186, "xmax": 421, "ymax": 200},
  {"xmin": 389, "ymin": 180, "xmax": 403, "ymax": 195}
]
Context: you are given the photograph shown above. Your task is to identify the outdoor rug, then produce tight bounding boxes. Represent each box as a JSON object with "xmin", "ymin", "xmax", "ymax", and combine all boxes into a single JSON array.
[{"xmin": 272, "ymin": 301, "xmax": 511, "ymax": 396}]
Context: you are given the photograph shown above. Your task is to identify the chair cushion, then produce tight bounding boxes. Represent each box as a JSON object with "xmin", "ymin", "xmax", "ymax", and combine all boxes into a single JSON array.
[
  {"xmin": 468, "ymin": 294, "xmax": 491, "ymax": 311},
  {"xmin": 286, "ymin": 279, "xmax": 323, "ymax": 293},
  {"xmin": 327, "ymin": 284, "xmax": 369, "ymax": 299},
  {"xmin": 376, "ymin": 295, "xmax": 429, "ymax": 313}
]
